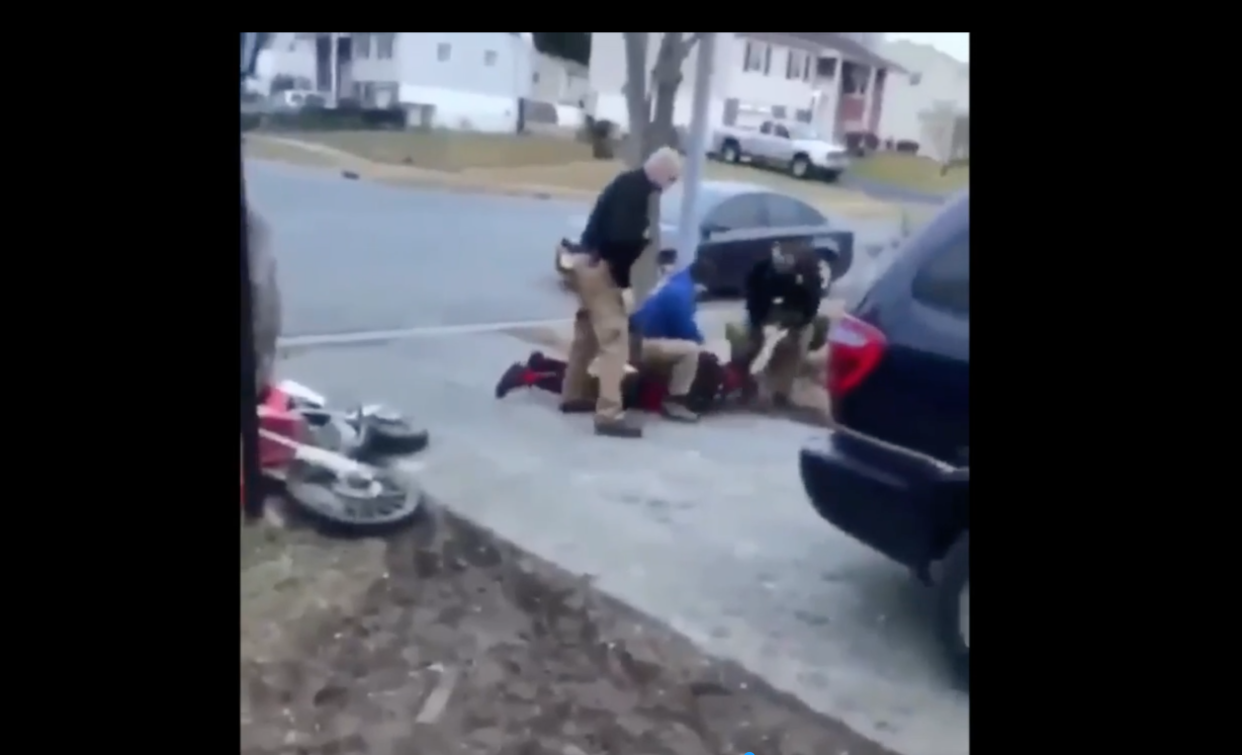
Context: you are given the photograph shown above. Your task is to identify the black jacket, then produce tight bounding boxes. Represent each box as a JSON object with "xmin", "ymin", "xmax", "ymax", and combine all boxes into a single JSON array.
[
  {"xmin": 744, "ymin": 254, "xmax": 822, "ymax": 329},
  {"xmin": 579, "ymin": 168, "xmax": 657, "ymax": 288}
]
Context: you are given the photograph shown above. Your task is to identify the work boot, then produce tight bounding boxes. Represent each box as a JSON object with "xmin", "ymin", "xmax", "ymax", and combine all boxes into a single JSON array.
[
  {"xmin": 494, "ymin": 363, "xmax": 526, "ymax": 399},
  {"xmin": 559, "ymin": 399, "xmax": 595, "ymax": 414},
  {"xmin": 661, "ymin": 396, "xmax": 700, "ymax": 423},
  {"xmin": 594, "ymin": 415, "xmax": 643, "ymax": 438}
]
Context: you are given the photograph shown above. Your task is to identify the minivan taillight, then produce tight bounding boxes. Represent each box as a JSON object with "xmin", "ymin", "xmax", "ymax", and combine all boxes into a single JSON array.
[{"xmin": 826, "ymin": 315, "xmax": 888, "ymax": 401}]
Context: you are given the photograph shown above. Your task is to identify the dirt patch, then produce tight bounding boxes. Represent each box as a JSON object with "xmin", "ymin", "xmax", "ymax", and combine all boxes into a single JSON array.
[{"xmin": 241, "ymin": 502, "xmax": 897, "ymax": 755}]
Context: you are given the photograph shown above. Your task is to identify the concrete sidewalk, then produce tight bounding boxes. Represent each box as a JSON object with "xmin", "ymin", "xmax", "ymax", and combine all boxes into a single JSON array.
[{"xmin": 276, "ymin": 334, "xmax": 970, "ymax": 755}]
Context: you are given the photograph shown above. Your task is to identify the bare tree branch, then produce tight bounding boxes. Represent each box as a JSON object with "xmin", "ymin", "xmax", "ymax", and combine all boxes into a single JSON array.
[{"xmin": 680, "ymin": 33, "xmax": 704, "ymax": 61}]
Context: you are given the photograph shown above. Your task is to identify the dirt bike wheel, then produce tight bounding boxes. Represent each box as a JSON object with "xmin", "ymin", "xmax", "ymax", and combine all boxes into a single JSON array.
[
  {"xmin": 284, "ymin": 460, "xmax": 426, "ymax": 536},
  {"xmin": 351, "ymin": 411, "xmax": 430, "ymax": 459}
]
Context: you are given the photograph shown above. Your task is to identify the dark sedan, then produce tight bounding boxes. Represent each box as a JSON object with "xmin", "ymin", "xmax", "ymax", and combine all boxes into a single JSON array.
[{"xmin": 556, "ymin": 180, "xmax": 854, "ymax": 297}]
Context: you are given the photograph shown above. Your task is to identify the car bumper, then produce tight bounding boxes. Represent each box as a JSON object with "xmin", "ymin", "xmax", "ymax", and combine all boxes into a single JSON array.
[
  {"xmin": 815, "ymin": 157, "xmax": 850, "ymax": 173},
  {"xmin": 799, "ymin": 428, "xmax": 963, "ymax": 570}
]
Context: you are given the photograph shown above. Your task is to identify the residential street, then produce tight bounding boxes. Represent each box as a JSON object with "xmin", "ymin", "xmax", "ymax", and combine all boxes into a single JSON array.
[
  {"xmin": 247, "ymin": 160, "xmax": 904, "ymax": 338},
  {"xmin": 242, "ymin": 159, "xmax": 968, "ymax": 755}
]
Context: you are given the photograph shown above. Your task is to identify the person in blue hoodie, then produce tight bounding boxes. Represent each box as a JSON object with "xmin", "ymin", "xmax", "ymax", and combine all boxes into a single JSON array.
[
  {"xmin": 494, "ymin": 259, "xmax": 741, "ymax": 420},
  {"xmin": 627, "ymin": 259, "xmax": 713, "ymax": 422}
]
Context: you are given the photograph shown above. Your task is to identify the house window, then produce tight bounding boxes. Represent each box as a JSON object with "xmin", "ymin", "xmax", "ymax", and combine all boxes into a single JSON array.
[
  {"xmin": 484, "ymin": 50, "xmax": 498, "ymax": 67},
  {"xmin": 744, "ymin": 41, "xmax": 766, "ymax": 72},
  {"xmin": 376, "ymin": 33, "xmax": 395, "ymax": 60},
  {"xmin": 353, "ymin": 33, "xmax": 371, "ymax": 59},
  {"xmin": 787, "ymin": 50, "xmax": 814, "ymax": 82},
  {"xmin": 437, "ymin": 42, "xmax": 451, "ymax": 62}
]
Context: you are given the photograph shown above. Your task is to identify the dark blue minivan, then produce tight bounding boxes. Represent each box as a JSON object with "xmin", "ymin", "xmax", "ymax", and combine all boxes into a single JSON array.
[{"xmin": 799, "ymin": 190, "xmax": 970, "ymax": 685}]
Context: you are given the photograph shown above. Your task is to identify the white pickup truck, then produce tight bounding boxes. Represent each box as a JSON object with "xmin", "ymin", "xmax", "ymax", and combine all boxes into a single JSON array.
[{"xmin": 710, "ymin": 119, "xmax": 850, "ymax": 182}]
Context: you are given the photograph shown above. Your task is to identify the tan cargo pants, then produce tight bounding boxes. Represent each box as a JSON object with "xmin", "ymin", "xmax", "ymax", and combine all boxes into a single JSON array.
[
  {"xmin": 640, "ymin": 339, "xmax": 700, "ymax": 396},
  {"xmin": 563, "ymin": 255, "xmax": 630, "ymax": 421},
  {"xmin": 742, "ymin": 324, "xmax": 813, "ymax": 398}
]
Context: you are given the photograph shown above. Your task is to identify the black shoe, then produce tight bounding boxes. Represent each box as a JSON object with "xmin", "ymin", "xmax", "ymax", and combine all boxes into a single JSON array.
[
  {"xmin": 495, "ymin": 363, "xmax": 526, "ymax": 399},
  {"xmin": 594, "ymin": 416, "xmax": 643, "ymax": 438},
  {"xmin": 772, "ymin": 393, "xmax": 792, "ymax": 410},
  {"xmin": 661, "ymin": 397, "xmax": 700, "ymax": 423},
  {"xmin": 559, "ymin": 399, "xmax": 596, "ymax": 414}
]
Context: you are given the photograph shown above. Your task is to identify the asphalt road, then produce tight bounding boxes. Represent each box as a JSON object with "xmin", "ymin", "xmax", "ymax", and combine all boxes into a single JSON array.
[
  {"xmin": 251, "ymin": 158, "xmax": 968, "ymax": 755},
  {"xmin": 247, "ymin": 160, "xmax": 905, "ymax": 338}
]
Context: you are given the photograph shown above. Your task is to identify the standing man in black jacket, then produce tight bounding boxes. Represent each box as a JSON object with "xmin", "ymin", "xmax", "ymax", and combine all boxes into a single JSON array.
[
  {"xmin": 736, "ymin": 242, "xmax": 823, "ymax": 408},
  {"xmin": 562, "ymin": 146, "xmax": 683, "ymax": 438}
]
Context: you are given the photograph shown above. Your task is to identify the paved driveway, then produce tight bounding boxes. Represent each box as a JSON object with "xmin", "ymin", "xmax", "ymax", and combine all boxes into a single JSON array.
[{"xmin": 247, "ymin": 160, "xmax": 906, "ymax": 338}]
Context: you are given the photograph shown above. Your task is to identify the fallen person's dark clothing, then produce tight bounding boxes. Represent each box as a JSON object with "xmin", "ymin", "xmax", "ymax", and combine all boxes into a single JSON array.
[{"xmin": 496, "ymin": 351, "xmax": 743, "ymax": 415}]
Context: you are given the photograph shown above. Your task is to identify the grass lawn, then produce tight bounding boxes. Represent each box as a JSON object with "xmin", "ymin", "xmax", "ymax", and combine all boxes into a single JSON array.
[
  {"xmin": 274, "ymin": 130, "xmax": 896, "ymax": 218},
  {"xmin": 850, "ymin": 153, "xmax": 970, "ymax": 196},
  {"xmin": 291, "ymin": 130, "xmax": 593, "ymax": 171}
]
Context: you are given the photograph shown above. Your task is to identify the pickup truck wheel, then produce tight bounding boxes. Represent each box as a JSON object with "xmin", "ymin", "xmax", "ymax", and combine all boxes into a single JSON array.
[
  {"xmin": 720, "ymin": 141, "xmax": 741, "ymax": 164},
  {"xmin": 790, "ymin": 155, "xmax": 812, "ymax": 179},
  {"xmin": 936, "ymin": 532, "xmax": 970, "ymax": 688}
]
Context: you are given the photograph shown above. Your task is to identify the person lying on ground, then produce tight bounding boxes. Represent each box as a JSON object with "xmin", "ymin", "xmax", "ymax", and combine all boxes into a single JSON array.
[
  {"xmin": 494, "ymin": 349, "xmax": 743, "ymax": 416},
  {"xmin": 735, "ymin": 242, "xmax": 823, "ymax": 407},
  {"xmin": 624, "ymin": 259, "xmax": 714, "ymax": 423}
]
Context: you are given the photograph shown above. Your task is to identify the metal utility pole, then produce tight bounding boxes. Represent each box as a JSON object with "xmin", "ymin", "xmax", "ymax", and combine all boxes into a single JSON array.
[{"xmin": 676, "ymin": 32, "xmax": 716, "ymax": 265}]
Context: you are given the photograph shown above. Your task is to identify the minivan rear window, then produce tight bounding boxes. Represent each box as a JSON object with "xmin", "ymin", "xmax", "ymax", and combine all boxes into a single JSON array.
[{"xmin": 912, "ymin": 234, "xmax": 970, "ymax": 315}]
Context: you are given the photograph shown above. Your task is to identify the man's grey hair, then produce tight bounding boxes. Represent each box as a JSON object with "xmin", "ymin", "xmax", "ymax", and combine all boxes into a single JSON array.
[{"xmin": 643, "ymin": 146, "xmax": 682, "ymax": 181}]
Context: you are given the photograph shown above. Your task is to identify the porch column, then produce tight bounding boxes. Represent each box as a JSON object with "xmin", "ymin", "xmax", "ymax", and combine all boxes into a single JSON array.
[
  {"xmin": 859, "ymin": 64, "xmax": 878, "ymax": 136},
  {"xmin": 676, "ymin": 32, "xmax": 717, "ymax": 270},
  {"xmin": 328, "ymin": 32, "xmax": 340, "ymax": 105}
]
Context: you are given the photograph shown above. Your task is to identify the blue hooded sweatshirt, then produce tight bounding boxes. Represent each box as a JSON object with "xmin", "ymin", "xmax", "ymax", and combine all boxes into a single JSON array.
[{"xmin": 632, "ymin": 269, "xmax": 704, "ymax": 344}]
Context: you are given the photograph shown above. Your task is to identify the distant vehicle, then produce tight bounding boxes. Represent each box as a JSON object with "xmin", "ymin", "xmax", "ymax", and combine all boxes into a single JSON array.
[
  {"xmin": 555, "ymin": 180, "xmax": 855, "ymax": 297},
  {"xmin": 710, "ymin": 120, "xmax": 851, "ymax": 182},
  {"xmin": 799, "ymin": 190, "xmax": 970, "ymax": 686}
]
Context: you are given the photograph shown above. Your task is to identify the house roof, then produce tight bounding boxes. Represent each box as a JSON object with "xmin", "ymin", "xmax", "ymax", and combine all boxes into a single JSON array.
[{"xmin": 742, "ymin": 32, "xmax": 907, "ymax": 74}]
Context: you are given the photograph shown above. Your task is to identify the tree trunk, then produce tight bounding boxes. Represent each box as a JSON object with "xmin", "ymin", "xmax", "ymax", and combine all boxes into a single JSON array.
[
  {"xmin": 622, "ymin": 32, "xmax": 703, "ymax": 307},
  {"xmin": 621, "ymin": 33, "xmax": 650, "ymax": 169}
]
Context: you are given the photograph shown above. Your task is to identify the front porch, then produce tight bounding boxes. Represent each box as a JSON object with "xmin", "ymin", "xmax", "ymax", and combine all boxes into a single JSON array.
[{"xmin": 811, "ymin": 57, "xmax": 889, "ymax": 148}]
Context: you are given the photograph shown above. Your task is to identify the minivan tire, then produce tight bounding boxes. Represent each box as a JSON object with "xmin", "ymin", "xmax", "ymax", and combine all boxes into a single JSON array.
[
  {"xmin": 721, "ymin": 141, "xmax": 741, "ymax": 164},
  {"xmin": 937, "ymin": 531, "xmax": 970, "ymax": 688}
]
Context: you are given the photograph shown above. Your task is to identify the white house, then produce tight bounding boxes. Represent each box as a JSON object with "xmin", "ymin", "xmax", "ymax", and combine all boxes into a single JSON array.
[
  {"xmin": 531, "ymin": 50, "xmax": 590, "ymax": 106},
  {"xmin": 876, "ymin": 39, "xmax": 970, "ymax": 147},
  {"xmin": 586, "ymin": 32, "xmax": 902, "ymax": 143},
  {"xmin": 255, "ymin": 33, "xmax": 536, "ymax": 133}
]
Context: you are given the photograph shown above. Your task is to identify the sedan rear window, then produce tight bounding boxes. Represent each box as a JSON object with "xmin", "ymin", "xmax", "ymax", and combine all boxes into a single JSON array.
[{"xmin": 912, "ymin": 234, "xmax": 970, "ymax": 316}]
